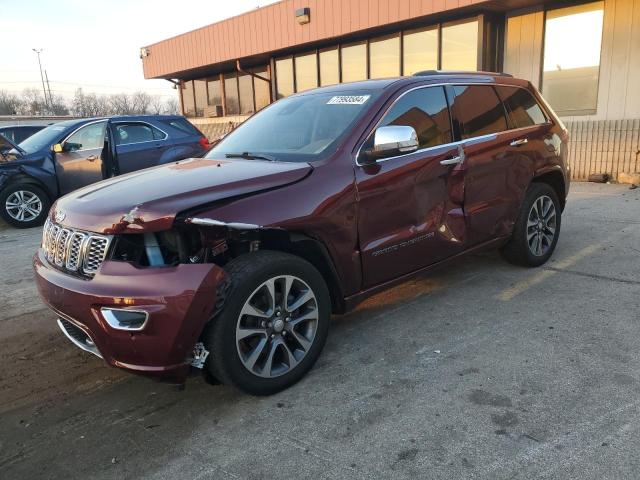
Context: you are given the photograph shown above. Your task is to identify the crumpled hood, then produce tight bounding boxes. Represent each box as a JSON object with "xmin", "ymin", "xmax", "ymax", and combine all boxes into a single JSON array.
[{"xmin": 52, "ymin": 157, "xmax": 312, "ymax": 234}]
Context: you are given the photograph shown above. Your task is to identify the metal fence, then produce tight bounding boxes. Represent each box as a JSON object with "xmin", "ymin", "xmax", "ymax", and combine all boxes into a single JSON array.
[{"xmin": 565, "ymin": 119, "xmax": 640, "ymax": 181}]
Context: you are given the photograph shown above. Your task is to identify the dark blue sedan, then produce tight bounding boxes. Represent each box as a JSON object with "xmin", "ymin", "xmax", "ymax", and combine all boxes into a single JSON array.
[{"xmin": 0, "ymin": 115, "xmax": 209, "ymax": 228}]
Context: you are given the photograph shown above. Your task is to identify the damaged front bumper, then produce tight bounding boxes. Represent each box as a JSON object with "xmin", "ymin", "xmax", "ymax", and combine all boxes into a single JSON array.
[{"xmin": 33, "ymin": 249, "xmax": 227, "ymax": 383}]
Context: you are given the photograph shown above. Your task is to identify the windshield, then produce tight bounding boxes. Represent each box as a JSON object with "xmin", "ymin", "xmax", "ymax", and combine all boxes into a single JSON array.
[
  {"xmin": 15, "ymin": 124, "xmax": 69, "ymax": 155},
  {"xmin": 206, "ymin": 90, "xmax": 379, "ymax": 162}
]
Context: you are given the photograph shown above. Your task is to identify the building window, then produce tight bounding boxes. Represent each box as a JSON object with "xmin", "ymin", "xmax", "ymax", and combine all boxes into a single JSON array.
[
  {"xmin": 403, "ymin": 27, "xmax": 438, "ymax": 75},
  {"xmin": 193, "ymin": 79, "xmax": 207, "ymax": 117},
  {"xmin": 341, "ymin": 41, "xmax": 367, "ymax": 82},
  {"xmin": 319, "ymin": 47, "xmax": 339, "ymax": 86},
  {"xmin": 542, "ymin": 1, "xmax": 604, "ymax": 115},
  {"xmin": 295, "ymin": 52, "xmax": 318, "ymax": 92},
  {"xmin": 252, "ymin": 67, "xmax": 271, "ymax": 110},
  {"xmin": 224, "ymin": 72, "xmax": 240, "ymax": 115},
  {"xmin": 441, "ymin": 19, "xmax": 479, "ymax": 71},
  {"xmin": 181, "ymin": 81, "xmax": 195, "ymax": 117},
  {"xmin": 369, "ymin": 34, "xmax": 400, "ymax": 79},
  {"xmin": 238, "ymin": 73, "xmax": 254, "ymax": 115},
  {"xmin": 207, "ymin": 78, "xmax": 222, "ymax": 108},
  {"xmin": 275, "ymin": 57, "xmax": 295, "ymax": 99}
]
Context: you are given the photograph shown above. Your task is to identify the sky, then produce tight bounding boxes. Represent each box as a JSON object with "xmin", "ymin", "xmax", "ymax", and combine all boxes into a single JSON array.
[{"xmin": 0, "ymin": 0, "xmax": 279, "ymax": 101}]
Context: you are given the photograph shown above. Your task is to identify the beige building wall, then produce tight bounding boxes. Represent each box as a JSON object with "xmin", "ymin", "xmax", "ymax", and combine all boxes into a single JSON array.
[{"xmin": 504, "ymin": 0, "xmax": 640, "ymax": 180}]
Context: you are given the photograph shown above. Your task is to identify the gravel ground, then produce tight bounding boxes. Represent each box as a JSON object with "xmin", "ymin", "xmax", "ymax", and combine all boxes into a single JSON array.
[{"xmin": 0, "ymin": 182, "xmax": 639, "ymax": 480}]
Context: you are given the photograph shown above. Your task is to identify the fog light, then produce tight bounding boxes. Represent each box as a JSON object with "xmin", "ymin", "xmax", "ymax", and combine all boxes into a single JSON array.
[{"xmin": 101, "ymin": 308, "xmax": 149, "ymax": 331}]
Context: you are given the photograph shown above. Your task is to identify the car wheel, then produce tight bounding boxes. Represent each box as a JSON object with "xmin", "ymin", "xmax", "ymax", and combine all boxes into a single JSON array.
[
  {"xmin": 501, "ymin": 182, "xmax": 561, "ymax": 267},
  {"xmin": 205, "ymin": 250, "xmax": 331, "ymax": 395},
  {"xmin": 0, "ymin": 184, "xmax": 51, "ymax": 228}
]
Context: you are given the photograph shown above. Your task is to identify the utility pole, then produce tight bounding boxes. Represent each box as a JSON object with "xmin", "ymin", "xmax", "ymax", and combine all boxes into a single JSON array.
[
  {"xmin": 45, "ymin": 70, "xmax": 53, "ymax": 112},
  {"xmin": 32, "ymin": 48, "xmax": 49, "ymax": 114}
]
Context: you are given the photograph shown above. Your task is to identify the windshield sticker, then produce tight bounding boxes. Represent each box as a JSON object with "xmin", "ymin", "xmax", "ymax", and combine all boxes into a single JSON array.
[{"xmin": 327, "ymin": 95, "xmax": 370, "ymax": 105}]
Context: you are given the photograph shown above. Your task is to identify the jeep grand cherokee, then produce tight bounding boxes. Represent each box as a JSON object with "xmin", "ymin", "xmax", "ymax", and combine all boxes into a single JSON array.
[{"xmin": 34, "ymin": 72, "xmax": 569, "ymax": 395}]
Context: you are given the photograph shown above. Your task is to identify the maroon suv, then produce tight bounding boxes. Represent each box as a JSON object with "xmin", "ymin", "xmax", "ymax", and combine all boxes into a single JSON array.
[{"xmin": 34, "ymin": 72, "xmax": 569, "ymax": 395}]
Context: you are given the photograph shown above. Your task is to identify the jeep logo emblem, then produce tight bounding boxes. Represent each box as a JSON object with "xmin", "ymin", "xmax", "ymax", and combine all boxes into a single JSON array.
[{"xmin": 54, "ymin": 210, "xmax": 66, "ymax": 223}]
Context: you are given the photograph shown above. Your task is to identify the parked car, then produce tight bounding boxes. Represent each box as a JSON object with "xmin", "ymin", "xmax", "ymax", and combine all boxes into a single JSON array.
[
  {"xmin": 0, "ymin": 115, "xmax": 209, "ymax": 228},
  {"xmin": 0, "ymin": 124, "xmax": 46, "ymax": 148},
  {"xmin": 34, "ymin": 72, "xmax": 569, "ymax": 395}
]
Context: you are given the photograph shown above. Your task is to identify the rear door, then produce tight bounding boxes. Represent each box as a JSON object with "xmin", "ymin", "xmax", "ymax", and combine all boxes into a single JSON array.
[
  {"xmin": 112, "ymin": 121, "xmax": 168, "ymax": 174},
  {"xmin": 356, "ymin": 86, "xmax": 467, "ymax": 287},
  {"xmin": 55, "ymin": 121, "xmax": 107, "ymax": 195},
  {"xmin": 447, "ymin": 84, "xmax": 516, "ymax": 246}
]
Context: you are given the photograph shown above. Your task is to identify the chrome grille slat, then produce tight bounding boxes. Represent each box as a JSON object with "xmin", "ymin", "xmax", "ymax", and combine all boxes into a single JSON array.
[{"xmin": 41, "ymin": 220, "xmax": 111, "ymax": 278}]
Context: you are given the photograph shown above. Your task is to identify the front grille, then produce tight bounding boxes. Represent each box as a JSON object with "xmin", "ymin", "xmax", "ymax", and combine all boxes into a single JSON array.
[{"xmin": 42, "ymin": 218, "xmax": 112, "ymax": 278}]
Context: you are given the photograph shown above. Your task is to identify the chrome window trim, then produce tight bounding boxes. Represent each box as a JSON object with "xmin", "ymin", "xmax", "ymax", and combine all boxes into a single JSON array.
[
  {"xmin": 59, "ymin": 119, "xmax": 108, "ymax": 153},
  {"xmin": 354, "ymin": 81, "xmax": 550, "ymax": 167},
  {"xmin": 110, "ymin": 120, "xmax": 169, "ymax": 146}
]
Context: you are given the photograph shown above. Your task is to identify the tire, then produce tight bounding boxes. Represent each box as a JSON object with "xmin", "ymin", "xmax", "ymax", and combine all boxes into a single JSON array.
[
  {"xmin": 0, "ymin": 183, "xmax": 51, "ymax": 228},
  {"xmin": 205, "ymin": 250, "xmax": 331, "ymax": 395},
  {"xmin": 500, "ymin": 182, "xmax": 561, "ymax": 267}
]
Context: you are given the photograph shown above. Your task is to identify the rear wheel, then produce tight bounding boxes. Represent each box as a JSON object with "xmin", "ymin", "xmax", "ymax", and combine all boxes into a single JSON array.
[
  {"xmin": 501, "ymin": 182, "xmax": 561, "ymax": 267},
  {"xmin": 0, "ymin": 184, "xmax": 50, "ymax": 228},
  {"xmin": 205, "ymin": 251, "xmax": 331, "ymax": 395}
]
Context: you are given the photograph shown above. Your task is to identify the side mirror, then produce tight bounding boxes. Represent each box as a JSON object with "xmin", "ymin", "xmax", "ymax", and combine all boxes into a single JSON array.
[
  {"xmin": 52, "ymin": 143, "xmax": 63, "ymax": 153},
  {"xmin": 361, "ymin": 125, "xmax": 419, "ymax": 163}
]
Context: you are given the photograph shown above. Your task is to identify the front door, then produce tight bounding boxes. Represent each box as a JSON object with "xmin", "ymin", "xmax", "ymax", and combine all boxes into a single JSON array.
[
  {"xmin": 112, "ymin": 121, "xmax": 168, "ymax": 174},
  {"xmin": 356, "ymin": 86, "xmax": 466, "ymax": 288},
  {"xmin": 55, "ymin": 121, "xmax": 107, "ymax": 195}
]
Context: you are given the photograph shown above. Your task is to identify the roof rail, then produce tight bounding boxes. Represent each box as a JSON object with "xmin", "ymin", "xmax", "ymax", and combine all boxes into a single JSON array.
[{"xmin": 413, "ymin": 70, "xmax": 513, "ymax": 78}]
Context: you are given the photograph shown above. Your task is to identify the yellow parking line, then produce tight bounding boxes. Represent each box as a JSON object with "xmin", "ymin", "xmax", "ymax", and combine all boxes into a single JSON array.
[{"xmin": 497, "ymin": 243, "xmax": 601, "ymax": 301}]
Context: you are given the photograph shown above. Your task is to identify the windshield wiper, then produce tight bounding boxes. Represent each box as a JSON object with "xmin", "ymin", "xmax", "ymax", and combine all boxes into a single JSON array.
[{"xmin": 225, "ymin": 152, "xmax": 277, "ymax": 162}]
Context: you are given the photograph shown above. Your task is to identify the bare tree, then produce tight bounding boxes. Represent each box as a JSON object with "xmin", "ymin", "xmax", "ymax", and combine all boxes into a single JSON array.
[
  {"xmin": 148, "ymin": 95, "xmax": 164, "ymax": 115},
  {"xmin": 131, "ymin": 91, "xmax": 151, "ymax": 114},
  {"xmin": 0, "ymin": 90, "xmax": 23, "ymax": 115},
  {"xmin": 163, "ymin": 97, "xmax": 179, "ymax": 115},
  {"xmin": 19, "ymin": 88, "xmax": 46, "ymax": 115},
  {"xmin": 108, "ymin": 93, "xmax": 134, "ymax": 115},
  {"xmin": 49, "ymin": 93, "xmax": 69, "ymax": 116}
]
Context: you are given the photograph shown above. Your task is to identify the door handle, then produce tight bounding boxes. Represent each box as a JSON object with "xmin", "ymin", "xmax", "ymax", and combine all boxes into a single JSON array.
[
  {"xmin": 440, "ymin": 156, "xmax": 463, "ymax": 165},
  {"xmin": 87, "ymin": 155, "xmax": 98, "ymax": 162},
  {"xmin": 510, "ymin": 138, "xmax": 528, "ymax": 147},
  {"xmin": 440, "ymin": 145, "xmax": 466, "ymax": 166}
]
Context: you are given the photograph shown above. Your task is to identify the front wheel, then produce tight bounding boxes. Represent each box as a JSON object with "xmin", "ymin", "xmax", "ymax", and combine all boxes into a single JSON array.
[
  {"xmin": 205, "ymin": 251, "xmax": 331, "ymax": 395},
  {"xmin": 0, "ymin": 184, "xmax": 51, "ymax": 228},
  {"xmin": 501, "ymin": 182, "xmax": 562, "ymax": 267}
]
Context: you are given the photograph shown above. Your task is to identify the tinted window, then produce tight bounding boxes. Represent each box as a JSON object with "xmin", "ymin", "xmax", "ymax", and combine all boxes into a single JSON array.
[
  {"xmin": 252, "ymin": 67, "xmax": 271, "ymax": 111},
  {"xmin": 224, "ymin": 72, "xmax": 240, "ymax": 115},
  {"xmin": 451, "ymin": 86, "xmax": 508, "ymax": 139},
  {"xmin": 319, "ymin": 47, "xmax": 339, "ymax": 86},
  {"xmin": 238, "ymin": 73, "xmax": 254, "ymax": 114},
  {"xmin": 295, "ymin": 52, "xmax": 318, "ymax": 92},
  {"xmin": 375, "ymin": 86, "xmax": 452, "ymax": 149},
  {"xmin": 114, "ymin": 123, "xmax": 165, "ymax": 146},
  {"xmin": 275, "ymin": 58, "xmax": 294, "ymax": 99},
  {"xmin": 341, "ymin": 42, "xmax": 367, "ymax": 82},
  {"xmin": 64, "ymin": 122, "xmax": 107, "ymax": 151},
  {"xmin": 496, "ymin": 86, "xmax": 547, "ymax": 128},
  {"xmin": 181, "ymin": 81, "xmax": 195, "ymax": 117},
  {"xmin": 160, "ymin": 118, "xmax": 200, "ymax": 137},
  {"xmin": 441, "ymin": 20, "xmax": 479, "ymax": 70},
  {"xmin": 403, "ymin": 27, "xmax": 438, "ymax": 75},
  {"xmin": 369, "ymin": 34, "xmax": 400, "ymax": 78}
]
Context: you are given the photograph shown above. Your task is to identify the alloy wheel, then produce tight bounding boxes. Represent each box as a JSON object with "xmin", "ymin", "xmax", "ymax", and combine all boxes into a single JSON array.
[
  {"xmin": 5, "ymin": 190, "xmax": 43, "ymax": 222},
  {"xmin": 527, "ymin": 194, "xmax": 557, "ymax": 257},
  {"xmin": 236, "ymin": 275, "xmax": 318, "ymax": 378}
]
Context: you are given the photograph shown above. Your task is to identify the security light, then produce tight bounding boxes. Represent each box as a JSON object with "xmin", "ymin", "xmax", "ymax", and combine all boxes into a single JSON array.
[{"xmin": 295, "ymin": 7, "xmax": 310, "ymax": 25}]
